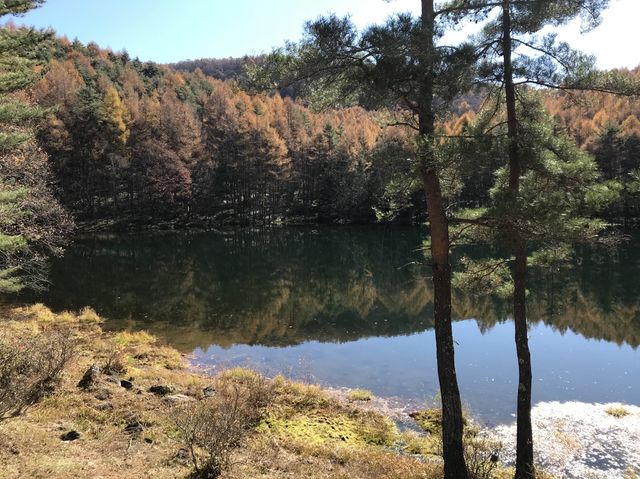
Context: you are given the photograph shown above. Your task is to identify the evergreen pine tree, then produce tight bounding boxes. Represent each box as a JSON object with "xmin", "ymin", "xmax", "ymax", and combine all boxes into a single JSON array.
[
  {"xmin": 440, "ymin": 1, "xmax": 638, "ymax": 476},
  {"xmin": 0, "ymin": 0, "xmax": 72, "ymax": 293}
]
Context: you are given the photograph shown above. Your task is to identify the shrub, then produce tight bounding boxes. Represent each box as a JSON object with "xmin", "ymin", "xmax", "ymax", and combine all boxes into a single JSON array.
[
  {"xmin": 0, "ymin": 330, "xmax": 73, "ymax": 418},
  {"xmin": 101, "ymin": 347, "xmax": 127, "ymax": 376},
  {"xmin": 407, "ymin": 408, "xmax": 504, "ymax": 479},
  {"xmin": 464, "ymin": 433, "xmax": 502, "ymax": 479},
  {"xmin": 174, "ymin": 371, "xmax": 273, "ymax": 478}
]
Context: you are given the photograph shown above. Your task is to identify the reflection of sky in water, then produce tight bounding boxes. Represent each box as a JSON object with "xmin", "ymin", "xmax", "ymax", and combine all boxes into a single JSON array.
[{"xmin": 194, "ymin": 319, "xmax": 640, "ymax": 425}]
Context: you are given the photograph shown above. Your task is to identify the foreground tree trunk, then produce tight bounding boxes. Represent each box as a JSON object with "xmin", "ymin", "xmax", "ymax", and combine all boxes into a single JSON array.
[
  {"xmin": 420, "ymin": 1, "xmax": 469, "ymax": 478},
  {"xmin": 501, "ymin": 1, "xmax": 535, "ymax": 477},
  {"xmin": 513, "ymin": 240, "xmax": 534, "ymax": 479},
  {"xmin": 422, "ymin": 167, "xmax": 469, "ymax": 479}
]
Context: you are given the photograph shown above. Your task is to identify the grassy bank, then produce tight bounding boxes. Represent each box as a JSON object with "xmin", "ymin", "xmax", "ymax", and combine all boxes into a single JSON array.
[{"xmin": 0, "ymin": 304, "xmax": 513, "ymax": 479}]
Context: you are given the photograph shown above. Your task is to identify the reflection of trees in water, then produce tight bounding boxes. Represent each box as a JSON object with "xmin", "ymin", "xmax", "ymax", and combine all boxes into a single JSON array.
[
  {"xmin": 35, "ymin": 228, "xmax": 640, "ymax": 351},
  {"xmin": 38, "ymin": 228, "xmax": 434, "ymax": 350},
  {"xmin": 466, "ymin": 238, "xmax": 640, "ymax": 348},
  {"xmin": 529, "ymin": 288, "xmax": 640, "ymax": 347},
  {"xmin": 525, "ymin": 242, "xmax": 640, "ymax": 347}
]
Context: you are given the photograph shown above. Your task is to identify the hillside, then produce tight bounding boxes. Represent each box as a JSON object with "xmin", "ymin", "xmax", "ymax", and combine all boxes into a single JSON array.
[
  {"xmin": 170, "ymin": 56, "xmax": 257, "ymax": 82},
  {"xmin": 29, "ymin": 37, "xmax": 640, "ymax": 229}
]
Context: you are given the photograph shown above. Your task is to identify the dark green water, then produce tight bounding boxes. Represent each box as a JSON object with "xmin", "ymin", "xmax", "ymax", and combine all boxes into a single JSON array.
[{"xmin": 28, "ymin": 226, "xmax": 640, "ymax": 424}]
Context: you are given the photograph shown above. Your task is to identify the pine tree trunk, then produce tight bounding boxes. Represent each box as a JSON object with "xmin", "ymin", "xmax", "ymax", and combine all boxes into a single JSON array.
[
  {"xmin": 514, "ymin": 240, "xmax": 534, "ymax": 479},
  {"xmin": 420, "ymin": 1, "xmax": 469, "ymax": 477},
  {"xmin": 422, "ymin": 168, "xmax": 469, "ymax": 479},
  {"xmin": 502, "ymin": 1, "xmax": 535, "ymax": 477}
]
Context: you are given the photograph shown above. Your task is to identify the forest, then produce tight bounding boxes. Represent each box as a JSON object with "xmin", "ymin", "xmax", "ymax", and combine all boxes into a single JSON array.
[{"xmin": 14, "ymin": 31, "xmax": 640, "ymax": 230}]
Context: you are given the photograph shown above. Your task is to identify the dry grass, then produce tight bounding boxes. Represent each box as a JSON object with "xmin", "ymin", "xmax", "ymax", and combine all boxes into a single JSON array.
[
  {"xmin": 347, "ymin": 389, "xmax": 373, "ymax": 402},
  {"xmin": 10, "ymin": 303, "xmax": 102, "ymax": 326},
  {"xmin": 112, "ymin": 330, "xmax": 156, "ymax": 347},
  {"xmin": 0, "ymin": 304, "xmax": 519, "ymax": 479},
  {"xmin": 606, "ymin": 405, "xmax": 631, "ymax": 418},
  {"xmin": 0, "ymin": 305, "xmax": 198, "ymax": 479}
]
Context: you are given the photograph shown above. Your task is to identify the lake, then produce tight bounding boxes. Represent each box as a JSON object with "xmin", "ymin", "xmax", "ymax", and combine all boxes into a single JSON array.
[{"xmin": 28, "ymin": 226, "xmax": 640, "ymax": 425}]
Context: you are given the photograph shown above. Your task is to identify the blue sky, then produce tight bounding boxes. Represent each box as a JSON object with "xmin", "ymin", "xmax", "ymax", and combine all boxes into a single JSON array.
[{"xmin": 6, "ymin": 0, "xmax": 640, "ymax": 69}]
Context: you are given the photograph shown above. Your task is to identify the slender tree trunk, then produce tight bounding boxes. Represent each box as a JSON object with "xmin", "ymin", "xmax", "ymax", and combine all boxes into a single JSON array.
[
  {"xmin": 502, "ymin": 1, "xmax": 535, "ymax": 477},
  {"xmin": 422, "ymin": 167, "xmax": 469, "ymax": 479},
  {"xmin": 420, "ymin": 1, "xmax": 469, "ymax": 478},
  {"xmin": 513, "ymin": 240, "xmax": 533, "ymax": 479}
]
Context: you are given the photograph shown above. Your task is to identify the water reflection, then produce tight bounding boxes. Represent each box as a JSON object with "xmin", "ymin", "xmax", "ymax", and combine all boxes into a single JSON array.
[
  {"xmin": 21, "ymin": 226, "xmax": 640, "ymax": 422},
  {"xmin": 33, "ymin": 227, "xmax": 640, "ymax": 351}
]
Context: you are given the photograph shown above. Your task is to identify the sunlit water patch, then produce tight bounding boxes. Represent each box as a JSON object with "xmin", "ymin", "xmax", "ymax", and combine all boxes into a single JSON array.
[
  {"xmin": 493, "ymin": 401, "xmax": 640, "ymax": 478},
  {"xmin": 191, "ymin": 319, "xmax": 640, "ymax": 424}
]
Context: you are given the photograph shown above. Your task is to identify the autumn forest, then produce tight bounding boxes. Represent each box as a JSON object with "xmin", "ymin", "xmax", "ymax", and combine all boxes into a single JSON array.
[{"xmin": 28, "ymin": 34, "xmax": 640, "ymax": 228}]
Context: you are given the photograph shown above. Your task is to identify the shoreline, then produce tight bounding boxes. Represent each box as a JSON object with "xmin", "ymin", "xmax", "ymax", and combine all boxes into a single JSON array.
[
  {"xmin": 1, "ymin": 304, "xmax": 638, "ymax": 478},
  {"xmin": 296, "ymin": 385, "xmax": 640, "ymax": 478},
  {"xmin": 187, "ymin": 349, "xmax": 640, "ymax": 478},
  {"xmin": 72, "ymin": 216, "xmax": 400, "ymax": 235},
  {"xmin": 66, "ymin": 216, "xmax": 640, "ymax": 236},
  {"xmin": 0, "ymin": 304, "xmax": 467, "ymax": 478}
]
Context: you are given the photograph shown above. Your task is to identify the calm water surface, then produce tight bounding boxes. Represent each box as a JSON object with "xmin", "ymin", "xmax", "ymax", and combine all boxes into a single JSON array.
[{"xmin": 28, "ymin": 226, "xmax": 640, "ymax": 424}]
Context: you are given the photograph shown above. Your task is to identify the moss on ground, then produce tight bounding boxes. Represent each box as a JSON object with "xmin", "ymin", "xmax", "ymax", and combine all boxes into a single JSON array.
[
  {"xmin": 258, "ymin": 412, "xmax": 396, "ymax": 447},
  {"xmin": 409, "ymin": 407, "xmax": 475, "ymax": 437},
  {"xmin": 398, "ymin": 430, "xmax": 442, "ymax": 456}
]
